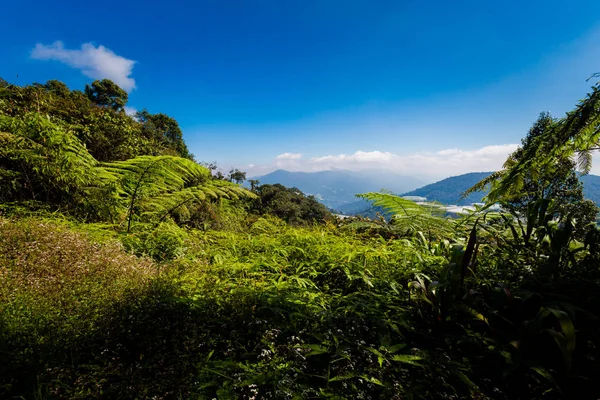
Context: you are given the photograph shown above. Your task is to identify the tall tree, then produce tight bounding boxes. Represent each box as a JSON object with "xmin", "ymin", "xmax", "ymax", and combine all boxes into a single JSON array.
[
  {"xmin": 467, "ymin": 112, "xmax": 598, "ymax": 238},
  {"xmin": 137, "ymin": 110, "xmax": 191, "ymax": 159},
  {"xmin": 43, "ymin": 80, "xmax": 70, "ymax": 97},
  {"xmin": 85, "ymin": 79, "xmax": 128, "ymax": 111},
  {"xmin": 506, "ymin": 114, "xmax": 586, "ymax": 211},
  {"xmin": 227, "ymin": 168, "xmax": 246, "ymax": 184},
  {"xmin": 249, "ymin": 179, "xmax": 260, "ymax": 191},
  {"xmin": 478, "ymin": 78, "xmax": 600, "ymax": 203}
]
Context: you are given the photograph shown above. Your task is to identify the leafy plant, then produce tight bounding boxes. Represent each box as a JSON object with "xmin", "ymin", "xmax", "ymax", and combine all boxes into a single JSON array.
[
  {"xmin": 0, "ymin": 113, "xmax": 97, "ymax": 205},
  {"xmin": 354, "ymin": 192, "xmax": 454, "ymax": 240},
  {"xmin": 102, "ymin": 155, "xmax": 255, "ymax": 230}
]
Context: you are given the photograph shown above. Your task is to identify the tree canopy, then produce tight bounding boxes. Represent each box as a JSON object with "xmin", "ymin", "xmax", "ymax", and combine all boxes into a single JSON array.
[
  {"xmin": 84, "ymin": 79, "xmax": 129, "ymax": 111},
  {"xmin": 136, "ymin": 110, "xmax": 191, "ymax": 159},
  {"xmin": 0, "ymin": 78, "xmax": 191, "ymax": 161},
  {"xmin": 472, "ymin": 79, "xmax": 600, "ymax": 204},
  {"xmin": 250, "ymin": 183, "xmax": 332, "ymax": 225}
]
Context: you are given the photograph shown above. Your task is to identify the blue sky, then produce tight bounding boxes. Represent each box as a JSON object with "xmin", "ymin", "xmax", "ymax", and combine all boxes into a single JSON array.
[{"xmin": 2, "ymin": 0, "xmax": 600, "ymax": 180}]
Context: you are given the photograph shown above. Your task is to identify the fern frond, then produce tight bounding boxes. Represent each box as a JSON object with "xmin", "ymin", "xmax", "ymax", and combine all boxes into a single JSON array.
[
  {"xmin": 94, "ymin": 156, "xmax": 255, "ymax": 229},
  {"xmin": 462, "ymin": 170, "xmax": 506, "ymax": 199},
  {"xmin": 357, "ymin": 192, "xmax": 428, "ymax": 217},
  {"xmin": 576, "ymin": 149, "xmax": 593, "ymax": 174},
  {"xmin": 356, "ymin": 192, "xmax": 454, "ymax": 239},
  {"xmin": 100, "ymin": 155, "xmax": 210, "ymax": 197},
  {"xmin": 0, "ymin": 113, "xmax": 98, "ymax": 190}
]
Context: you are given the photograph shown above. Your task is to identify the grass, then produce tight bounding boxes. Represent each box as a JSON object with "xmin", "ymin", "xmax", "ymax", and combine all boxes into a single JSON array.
[{"xmin": 0, "ymin": 217, "xmax": 162, "ymax": 397}]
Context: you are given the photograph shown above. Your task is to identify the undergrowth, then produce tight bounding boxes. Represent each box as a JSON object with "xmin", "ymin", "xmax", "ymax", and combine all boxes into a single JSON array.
[{"xmin": 0, "ymin": 216, "xmax": 598, "ymax": 399}]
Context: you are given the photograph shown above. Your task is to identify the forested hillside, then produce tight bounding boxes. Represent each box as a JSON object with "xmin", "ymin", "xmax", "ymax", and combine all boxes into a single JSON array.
[
  {"xmin": 401, "ymin": 172, "xmax": 600, "ymax": 207},
  {"xmin": 1, "ymin": 77, "xmax": 600, "ymax": 400},
  {"xmin": 402, "ymin": 172, "xmax": 492, "ymax": 205}
]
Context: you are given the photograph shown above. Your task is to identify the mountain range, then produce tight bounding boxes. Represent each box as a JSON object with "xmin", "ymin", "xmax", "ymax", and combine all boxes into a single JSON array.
[
  {"xmin": 253, "ymin": 169, "xmax": 424, "ymax": 210},
  {"xmin": 253, "ymin": 169, "xmax": 600, "ymax": 215},
  {"xmin": 402, "ymin": 172, "xmax": 600, "ymax": 205}
]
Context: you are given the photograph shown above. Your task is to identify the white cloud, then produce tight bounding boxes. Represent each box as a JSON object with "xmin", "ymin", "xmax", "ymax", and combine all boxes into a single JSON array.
[
  {"xmin": 31, "ymin": 41, "xmax": 136, "ymax": 91},
  {"xmin": 247, "ymin": 144, "xmax": 520, "ymax": 181},
  {"xmin": 273, "ymin": 153, "xmax": 303, "ymax": 170},
  {"xmin": 124, "ymin": 106, "xmax": 137, "ymax": 116},
  {"xmin": 312, "ymin": 150, "xmax": 394, "ymax": 163},
  {"xmin": 276, "ymin": 152, "xmax": 302, "ymax": 160}
]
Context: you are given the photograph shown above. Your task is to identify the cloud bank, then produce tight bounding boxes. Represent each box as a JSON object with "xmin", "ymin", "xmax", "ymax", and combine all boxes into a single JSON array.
[
  {"xmin": 247, "ymin": 144, "xmax": 520, "ymax": 180},
  {"xmin": 31, "ymin": 41, "xmax": 136, "ymax": 91},
  {"xmin": 276, "ymin": 152, "xmax": 302, "ymax": 160}
]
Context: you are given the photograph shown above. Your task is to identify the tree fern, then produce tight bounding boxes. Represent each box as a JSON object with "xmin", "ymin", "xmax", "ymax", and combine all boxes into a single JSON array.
[
  {"xmin": 0, "ymin": 113, "xmax": 97, "ymax": 203},
  {"xmin": 356, "ymin": 192, "xmax": 454, "ymax": 239},
  {"xmin": 147, "ymin": 180, "xmax": 255, "ymax": 225},
  {"xmin": 465, "ymin": 88, "xmax": 600, "ymax": 204},
  {"xmin": 95, "ymin": 155, "xmax": 255, "ymax": 231}
]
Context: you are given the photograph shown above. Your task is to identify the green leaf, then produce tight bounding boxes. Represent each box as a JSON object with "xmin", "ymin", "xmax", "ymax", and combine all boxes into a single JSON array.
[
  {"xmin": 390, "ymin": 354, "xmax": 424, "ymax": 366},
  {"xmin": 387, "ymin": 343, "xmax": 408, "ymax": 353},
  {"xmin": 304, "ymin": 344, "xmax": 328, "ymax": 357},
  {"xmin": 545, "ymin": 307, "xmax": 576, "ymax": 352}
]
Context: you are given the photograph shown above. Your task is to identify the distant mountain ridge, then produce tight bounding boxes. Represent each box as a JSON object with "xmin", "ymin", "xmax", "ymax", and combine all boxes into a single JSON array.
[
  {"xmin": 252, "ymin": 169, "xmax": 600, "ymax": 215},
  {"xmin": 580, "ymin": 175, "xmax": 600, "ymax": 205},
  {"xmin": 336, "ymin": 172, "xmax": 600, "ymax": 216},
  {"xmin": 402, "ymin": 172, "xmax": 600, "ymax": 206},
  {"xmin": 253, "ymin": 169, "xmax": 424, "ymax": 210},
  {"xmin": 402, "ymin": 172, "xmax": 492, "ymax": 205}
]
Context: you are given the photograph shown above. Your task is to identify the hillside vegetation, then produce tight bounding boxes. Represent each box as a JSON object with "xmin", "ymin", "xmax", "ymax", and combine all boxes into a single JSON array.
[
  {"xmin": 1, "ymin": 78, "xmax": 600, "ymax": 399},
  {"xmin": 401, "ymin": 172, "xmax": 600, "ymax": 207}
]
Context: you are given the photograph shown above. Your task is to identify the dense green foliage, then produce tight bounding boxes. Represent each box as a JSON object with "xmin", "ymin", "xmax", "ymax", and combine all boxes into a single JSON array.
[
  {"xmin": 249, "ymin": 183, "xmax": 332, "ymax": 225},
  {"xmin": 1, "ymin": 77, "xmax": 600, "ymax": 400},
  {"xmin": 0, "ymin": 78, "xmax": 190, "ymax": 161},
  {"xmin": 468, "ymin": 113, "xmax": 598, "ymax": 225}
]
